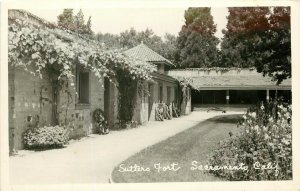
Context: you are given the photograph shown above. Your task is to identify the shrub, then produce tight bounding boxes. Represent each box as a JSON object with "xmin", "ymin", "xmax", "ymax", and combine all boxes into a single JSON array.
[
  {"xmin": 23, "ymin": 125, "xmax": 69, "ymax": 149},
  {"xmin": 208, "ymin": 98, "xmax": 292, "ymax": 180}
]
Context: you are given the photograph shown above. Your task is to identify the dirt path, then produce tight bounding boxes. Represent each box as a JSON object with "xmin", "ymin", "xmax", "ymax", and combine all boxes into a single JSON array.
[
  {"xmin": 111, "ymin": 115, "xmax": 243, "ymax": 183},
  {"xmin": 9, "ymin": 111, "xmax": 242, "ymax": 185}
]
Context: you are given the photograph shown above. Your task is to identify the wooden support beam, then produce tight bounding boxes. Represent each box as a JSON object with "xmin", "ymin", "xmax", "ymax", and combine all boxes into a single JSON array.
[{"xmin": 226, "ymin": 90, "xmax": 230, "ymax": 104}]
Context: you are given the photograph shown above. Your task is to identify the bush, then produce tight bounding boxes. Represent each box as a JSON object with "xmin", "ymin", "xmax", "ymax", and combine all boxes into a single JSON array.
[
  {"xmin": 23, "ymin": 125, "xmax": 69, "ymax": 149},
  {"xmin": 208, "ymin": 99, "xmax": 292, "ymax": 180}
]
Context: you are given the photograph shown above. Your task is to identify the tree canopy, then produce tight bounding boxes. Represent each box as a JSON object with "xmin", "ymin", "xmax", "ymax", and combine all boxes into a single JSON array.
[
  {"xmin": 57, "ymin": 9, "xmax": 75, "ymax": 31},
  {"xmin": 220, "ymin": 7, "xmax": 291, "ymax": 84},
  {"xmin": 56, "ymin": 7, "xmax": 291, "ymax": 84},
  {"xmin": 220, "ymin": 7, "xmax": 270, "ymax": 68},
  {"xmin": 176, "ymin": 8, "xmax": 220, "ymax": 68},
  {"xmin": 57, "ymin": 9, "xmax": 93, "ymax": 35},
  {"xmin": 95, "ymin": 28, "xmax": 178, "ymax": 64},
  {"xmin": 260, "ymin": 7, "xmax": 291, "ymax": 84},
  {"xmin": 74, "ymin": 9, "xmax": 85, "ymax": 34}
]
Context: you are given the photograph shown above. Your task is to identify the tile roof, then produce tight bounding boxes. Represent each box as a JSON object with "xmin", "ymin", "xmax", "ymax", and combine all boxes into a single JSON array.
[
  {"xmin": 169, "ymin": 68, "xmax": 291, "ymax": 90},
  {"xmin": 124, "ymin": 43, "xmax": 174, "ymax": 66}
]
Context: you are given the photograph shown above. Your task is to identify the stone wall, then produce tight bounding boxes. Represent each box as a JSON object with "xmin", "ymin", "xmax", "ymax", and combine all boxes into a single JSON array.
[
  {"xmin": 8, "ymin": 10, "xmax": 106, "ymax": 151},
  {"xmin": 9, "ymin": 65, "xmax": 54, "ymax": 151},
  {"xmin": 9, "ymin": 64, "xmax": 105, "ymax": 151},
  {"xmin": 57, "ymin": 73, "xmax": 104, "ymax": 139}
]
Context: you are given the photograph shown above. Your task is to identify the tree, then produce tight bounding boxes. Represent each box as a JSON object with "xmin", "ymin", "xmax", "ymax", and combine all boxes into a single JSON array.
[
  {"xmin": 119, "ymin": 28, "xmax": 179, "ymax": 63},
  {"xmin": 57, "ymin": 9, "xmax": 75, "ymax": 31},
  {"xmin": 57, "ymin": 9, "xmax": 94, "ymax": 35},
  {"xmin": 119, "ymin": 28, "xmax": 139, "ymax": 48},
  {"xmin": 74, "ymin": 9, "xmax": 86, "ymax": 34},
  {"xmin": 95, "ymin": 28, "xmax": 177, "ymax": 63},
  {"xmin": 220, "ymin": 7, "xmax": 291, "ymax": 84},
  {"xmin": 220, "ymin": 7, "xmax": 270, "ymax": 68},
  {"xmin": 95, "ymin": 33, "xmax": 121, "ymax": 49},
  {"xmin": 158, "ymin": 33, "xmax": 178, "ymax": 64},
  {"xmin": 119, "ymin": 28, "xmax": 163, "ymax": 50},
  {"xmin": 258, "ymin": 7, "xmax": 291, "ymax": 84},
  {"xmin": 136, "ymin": 29, "xmax": 162, "ymax": 51},
  {"xmin": 176, "ymin": 8, "xmax": 220, "ymax": 68},
  {"xmin": 86, "ymin": 16, "xmax": 93, "ymax": 35}
]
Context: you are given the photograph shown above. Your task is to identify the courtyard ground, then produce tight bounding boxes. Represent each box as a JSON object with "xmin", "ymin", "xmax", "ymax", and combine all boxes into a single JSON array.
[
  {"xmin": 9, "ymin": 111, "xmax": 242, "ymax": 185},
  {"xmin": 111, "ymin": 114, "xmax": 243, "ymax": 183}
]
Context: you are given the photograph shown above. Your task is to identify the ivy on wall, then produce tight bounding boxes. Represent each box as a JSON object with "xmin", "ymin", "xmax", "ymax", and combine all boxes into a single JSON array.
[
  {"xmin": 170, "ymin": 76, "xmax": 192, "ymax": 114},
  {"xmin": 8, "ymin": 16, "xmax": 156, "ymax": 128},
  {"xmin": 116, "ymin": 70, "xmax": 138, "ymax": 128}
]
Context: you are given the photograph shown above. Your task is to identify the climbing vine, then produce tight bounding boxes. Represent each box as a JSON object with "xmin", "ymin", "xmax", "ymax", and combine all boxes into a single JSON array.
[
  {"xmin": 169, "ymin": 76, "xmax": 193, "ymax": 115},
  {"xmin": 8, "ymin": 15, "xmax": 156, "ymax": 128},
  {"xmin": 116, "ymin": 70, "xmax": 138, "ymax": 128}
]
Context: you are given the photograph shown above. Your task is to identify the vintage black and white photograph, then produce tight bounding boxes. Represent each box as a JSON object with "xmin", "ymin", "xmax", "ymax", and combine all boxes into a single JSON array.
[{"xmin": 2, "ymin": 1, "xmax": 298, "ymax": 189}]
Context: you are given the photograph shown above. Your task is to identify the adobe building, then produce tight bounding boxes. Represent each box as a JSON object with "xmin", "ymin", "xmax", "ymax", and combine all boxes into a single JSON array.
[
  {"xmin": 124, "ymin": 43, "xmax": 191, "ymax": 121},
  {"xmin": 8, "ymin": 10, "xmax": 106, "ymax": 151},
  {"xmin": 104, "ymin": 43, "xmax": 191, "ymax": 128},
  {"xmin": 169, "ymin": 68, "xmax": 291, "ymax": 109},
  {"xmin": 8, "ymin": 10, "xmax": 191, "ymax": 152}
]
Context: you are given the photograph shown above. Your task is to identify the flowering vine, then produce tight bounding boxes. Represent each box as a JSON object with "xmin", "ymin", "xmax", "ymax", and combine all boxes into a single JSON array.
[{"xmin": 8, "ymin": 17, "xmax": 156, "ymax": 127}]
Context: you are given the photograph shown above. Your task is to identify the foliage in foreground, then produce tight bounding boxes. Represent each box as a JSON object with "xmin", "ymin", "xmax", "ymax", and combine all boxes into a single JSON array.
[
  {"xmin": 208, "ymin": 99, "xmax": 292, "ymax": 180},
  {"xmin": 23, "ymin": 126, "xmax": 69, "ymax": 149}
]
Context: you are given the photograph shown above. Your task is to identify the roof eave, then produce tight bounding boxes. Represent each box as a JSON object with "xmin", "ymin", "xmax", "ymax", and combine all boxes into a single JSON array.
[{"xmin": 150, "ymin": 60, "xmax": 175, "ymax": 67}]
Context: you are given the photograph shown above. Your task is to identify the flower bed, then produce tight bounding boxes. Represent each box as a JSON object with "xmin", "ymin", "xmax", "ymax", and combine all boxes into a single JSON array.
[
  {"xmin": 23, "ymin": 126, "xmax": 69, "ymax": 149},
  {"xmin": 208, "ymin": 99, "xmax": 292, "ymax": 180}
]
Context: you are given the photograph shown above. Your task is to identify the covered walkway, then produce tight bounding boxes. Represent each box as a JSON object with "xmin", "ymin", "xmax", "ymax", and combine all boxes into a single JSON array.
[{"xmin": 169, "ymin": 68, "xmax": 292, "ymax": 108}]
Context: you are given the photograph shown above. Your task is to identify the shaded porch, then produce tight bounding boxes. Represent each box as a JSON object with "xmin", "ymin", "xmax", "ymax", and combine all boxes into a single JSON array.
[{"xmin": 191, "ymin": 89, "xmax": 292, "ymax": 111}]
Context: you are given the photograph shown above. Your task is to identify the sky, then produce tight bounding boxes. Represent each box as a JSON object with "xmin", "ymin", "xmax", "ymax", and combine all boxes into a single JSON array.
[{"xmin": 27, "ymin": 8, "xmax": 228, "ymax": 40}]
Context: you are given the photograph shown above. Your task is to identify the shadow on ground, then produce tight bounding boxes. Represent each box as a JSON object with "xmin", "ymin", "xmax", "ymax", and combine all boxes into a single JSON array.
[{"xmin": 111, "ymin": 114, "xmax": 243, "ymax": 183}]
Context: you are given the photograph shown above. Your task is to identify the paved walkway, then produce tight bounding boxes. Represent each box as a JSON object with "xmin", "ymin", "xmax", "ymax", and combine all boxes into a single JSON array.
[{"xmin": 9, "ymin": 111, "xmax": 242, "ymax": 185}]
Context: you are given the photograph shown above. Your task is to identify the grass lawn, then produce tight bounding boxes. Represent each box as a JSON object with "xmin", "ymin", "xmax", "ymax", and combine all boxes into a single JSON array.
[{"xmin": 111, "ymin": 114, "xmax": 243, "ymax": 183}]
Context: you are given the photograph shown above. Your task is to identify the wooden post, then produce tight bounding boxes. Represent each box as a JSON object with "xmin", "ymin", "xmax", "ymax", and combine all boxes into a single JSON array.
[
  {"xmin": 266, "ymin": 89, "xmax": 270, "ymax": 102},
  {"xmin": 226, "ymin": 90, "xmax": 230, "ymax": 104}
]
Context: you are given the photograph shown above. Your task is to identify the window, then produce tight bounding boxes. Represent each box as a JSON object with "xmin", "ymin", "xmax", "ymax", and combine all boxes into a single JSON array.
[{"xmin": 77, "ymin": 69, "xmax": 90, "ymax": 104}]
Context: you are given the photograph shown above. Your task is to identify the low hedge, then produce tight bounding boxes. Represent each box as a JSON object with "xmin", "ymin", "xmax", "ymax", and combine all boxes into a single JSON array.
[{"xmin": 23, "ymin": 125, "xmax": 69, "ymax": 149}]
